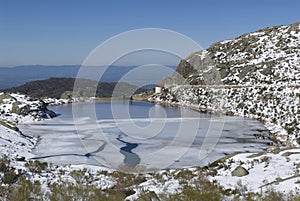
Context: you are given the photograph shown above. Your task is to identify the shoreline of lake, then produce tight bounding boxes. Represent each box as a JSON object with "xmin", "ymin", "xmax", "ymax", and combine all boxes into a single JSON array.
[{"xmin": 18, "ymin": 100, "xmax": 272, "ymax": 170}]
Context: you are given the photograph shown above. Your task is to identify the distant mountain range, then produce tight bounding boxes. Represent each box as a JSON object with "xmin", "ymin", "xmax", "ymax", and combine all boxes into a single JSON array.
[{"xmin": 0, "ymin": 65, "xmax": 176, "ymax": 90}]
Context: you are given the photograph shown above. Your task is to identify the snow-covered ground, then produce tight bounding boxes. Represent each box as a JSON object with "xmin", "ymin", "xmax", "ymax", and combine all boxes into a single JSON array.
[
  {"xmin": 146, "ymin": 22, "xmax": 300, "ymax": 197},
  {"xmin": 1, "ymin": 91, "xmax": 300, "ymax": 199},
  {"xmin": 0, "ymin": 124, "xmax": 35, "ymax": 164},
  {"xmin": 156, "ymin": 23, "xmax": 300, "ymax": 146},
  {"xmin": 212, "ymin": 148, "xmax": 300, "ymax": 194},
  {"xmin": 151, "ymin": 85, "xmax": 300, "ymax": 146}
]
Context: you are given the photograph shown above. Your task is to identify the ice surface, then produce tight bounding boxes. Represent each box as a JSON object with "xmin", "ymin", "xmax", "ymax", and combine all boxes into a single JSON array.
[{"xmin": 20, "ymin": 102, "xmax": 271, "ymax": 170}]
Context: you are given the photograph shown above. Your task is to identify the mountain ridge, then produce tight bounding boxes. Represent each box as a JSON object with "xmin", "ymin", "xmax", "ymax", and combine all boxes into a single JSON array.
[{"xmin": 163, "ymin": 22, "xmax": 300, "ymax": 86}]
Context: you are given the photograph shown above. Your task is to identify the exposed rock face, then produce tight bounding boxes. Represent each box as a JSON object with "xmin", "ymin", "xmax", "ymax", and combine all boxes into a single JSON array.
[
  {"xmin": 231, "ymin": 166, "xmax": 249, "ymax": 177},
  {"xmin": 165, "ymin": 22, "xmax": 300, "ymax": 86},
  {"xmin": 11, "ymin": 102, "xmax": 30, "ymax": 116},
  {"xmin": 10, "ymin": 100, "xmax": 56, "ymax": 118},
  {"xmin": 0, "ymin": 93, "xmax": 16, "ymax": 103},
  {"xmin": 60, "ymin": 91, "xmax": 77, "ymax": 100},
  {"xmin": 35, "ymin": 100, "xmax": 57, "ymax": 118}
]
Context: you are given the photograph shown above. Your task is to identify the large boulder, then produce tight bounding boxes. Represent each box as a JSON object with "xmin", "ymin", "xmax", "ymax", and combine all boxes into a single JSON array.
[
  {"xmin": 0, "ymin": 93, "xmax": 16, "ymax": 104},
  {"xmin": 37, "ymin": 101, "xmax": 57, "ymax": 118},
  {"xmin": 11, "ymin": 102, "xmax": 30, "ymax": 116},
  {"xmin": 231, "ymin": 166, "xmax": 249, "ymax": 177},
  {"xmin": 267, "ymin": 146, "xmax": 280, "ymax": 153}
]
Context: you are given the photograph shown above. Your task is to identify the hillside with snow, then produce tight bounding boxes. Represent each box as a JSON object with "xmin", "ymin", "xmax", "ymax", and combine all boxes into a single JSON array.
[
  {"xmin": 156, "ymin": 22, "xmax": 300, "ymax": 146},
  {"xmin": 0, "ymin": 92, "xmax": 61, "ymax": 163},
  {"xmin": 169, "ymin": 22, "xmax": 300, "ymax": 86}
]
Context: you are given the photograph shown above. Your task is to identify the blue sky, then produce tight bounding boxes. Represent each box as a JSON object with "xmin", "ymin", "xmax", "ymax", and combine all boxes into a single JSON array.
[{"xmin": 0, "ymin": 0, "xmax": 299, "ymax": 66}]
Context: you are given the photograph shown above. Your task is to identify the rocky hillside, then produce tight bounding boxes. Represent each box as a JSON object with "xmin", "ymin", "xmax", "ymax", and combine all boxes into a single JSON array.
[
  {"xmin": 156, "ymin": 22, "xmax": 300, "ymax": 146},
  {"xmin": 167, "ymin": 22, "xmax": 300, "ymax": 86},
  {"xmin": 4, "ymin": 78, "xmax": 144, "ymax": 99},
  {"xmin": 0, "ymin": 92, "xmax": 56, "ymax": 126}
]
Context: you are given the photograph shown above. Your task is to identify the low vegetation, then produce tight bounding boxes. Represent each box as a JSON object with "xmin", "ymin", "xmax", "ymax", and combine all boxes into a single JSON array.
[{"xmin": 0, "ymin": 155, "xmax": 300, "ymax": 200}]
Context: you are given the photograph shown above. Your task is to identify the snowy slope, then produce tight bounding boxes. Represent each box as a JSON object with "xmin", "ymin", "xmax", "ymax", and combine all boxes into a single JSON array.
[
  {"xmin": 0, "ymin": 92, "xmax": 59, "ymax": 163},
  {"xmin": 170, "ymin": 22, "xmax": 300, "ymax": 86},
  {"xmin": 0, "ymin": 124, "xmax": 35, "ymax": 162},
  {"xmin": 156, "ymin": 22, "xmax": 300, "ymax": 146}
]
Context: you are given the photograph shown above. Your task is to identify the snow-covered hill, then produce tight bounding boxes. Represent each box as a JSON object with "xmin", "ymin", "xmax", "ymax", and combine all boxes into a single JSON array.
[
  {"xmin": 156, "ymin": 22, "xmax": 300, "ymax": 146},
  {"xmin": 169, "ymin": 22, "xmax": 300, "ymax": 86}
]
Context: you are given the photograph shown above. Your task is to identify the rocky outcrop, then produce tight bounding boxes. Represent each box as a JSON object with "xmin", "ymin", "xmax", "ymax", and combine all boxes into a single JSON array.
[
  {"xmin": 231, "ymin": 166, "xmax": 249, "ymax": 177},
  {"xmin": 34, "ymin": 100, "xmax": 57, "ymax": 119},
  {"xmin": 11, "ymin": 102, "xmax": 30, "ymax": 116},
  {"xmin": 0, "ymin": 93, "xmax": 16, "ymax": 104},
  {"xmin": 163, "ymin": 22, "xmax": 300, "ymax": 86},
  {"xmin": 0, "ymin": 92, "xmax": 57, "ymax": 127}
]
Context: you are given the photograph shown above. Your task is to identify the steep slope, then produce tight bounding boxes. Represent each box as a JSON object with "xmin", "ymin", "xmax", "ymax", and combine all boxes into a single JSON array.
[
  {"xmin": 169, "ymin": 22, "xmax": 300, "ymax": 86},
  {"xmin": 156, "ymin": 22, "xmax": 300, "ymax": 145},
  {"xmin": 0, "ymin": 125, "xmax": 35, "ymax": 162}
]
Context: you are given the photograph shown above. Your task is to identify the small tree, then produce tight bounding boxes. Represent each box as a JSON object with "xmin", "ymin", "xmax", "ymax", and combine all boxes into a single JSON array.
[
  {"xmin": 0, "ymin": 155, "xmax": 19, "ymax": 184},
  {"xmin": 25, "ymin": 160, "xmax": 48, "ymax": 174}
]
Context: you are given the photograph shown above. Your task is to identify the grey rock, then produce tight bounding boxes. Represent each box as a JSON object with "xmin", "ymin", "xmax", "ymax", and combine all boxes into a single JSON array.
[
  {"xmin": 231, "ymin": 166, "xmax": 249, "ymax": 177},
  {"xmin": 167, "ymin": 22, "xmax": 300, "ymax": 86},
  {"xmin": 11, "ymin": 102, "xmax": 30, "ymax": 116},
  {"xmin": 0, "ymin": 93, "xmax": 16, "ymax": 104}
]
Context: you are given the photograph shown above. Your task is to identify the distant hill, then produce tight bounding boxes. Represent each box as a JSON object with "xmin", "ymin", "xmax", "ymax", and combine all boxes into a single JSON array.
[
  {"xmin": 4, "ymin": 77, "xmax": 145, "ymax": 99},
  {"xmin": 0, "ymin": 65, "xmax": 79, "ymax": 89},
  {"xmin": 0, "ymin": 65, "xmax": 176, "ymax": 89}
]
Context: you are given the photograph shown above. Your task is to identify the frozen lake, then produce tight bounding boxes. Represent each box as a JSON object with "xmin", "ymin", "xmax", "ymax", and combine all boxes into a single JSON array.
[{"xmin": 20, "ymin": 101, "xmax": 271, "ymax": 170}]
